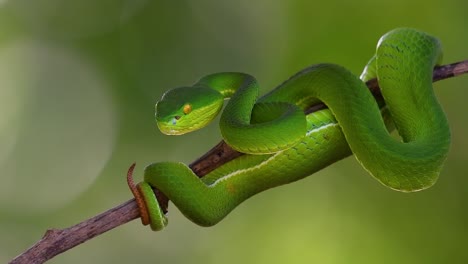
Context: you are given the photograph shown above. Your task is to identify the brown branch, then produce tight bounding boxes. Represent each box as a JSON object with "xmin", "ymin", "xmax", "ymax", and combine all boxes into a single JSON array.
[
  {"xmin": 10, "ymin": 200, "xmax": 140, "ymax": 264},
  {"xmin": 9, "ymin": 60, "xmax": 468, "ymax": 264}
]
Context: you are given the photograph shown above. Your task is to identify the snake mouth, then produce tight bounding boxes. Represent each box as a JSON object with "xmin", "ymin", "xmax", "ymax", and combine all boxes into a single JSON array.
[
  {"xmin": 157, "ymin": 122, "xmax": 188, "ymax": 135},
  {"xmin": 163, "ymin": 129, "xmax": 184, "ymax": 135}
]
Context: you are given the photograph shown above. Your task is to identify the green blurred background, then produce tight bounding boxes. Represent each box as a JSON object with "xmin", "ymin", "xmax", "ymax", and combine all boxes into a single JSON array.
[{"xmin": 1, "ymin": 0, "xmax": 467, "ymax": 263}]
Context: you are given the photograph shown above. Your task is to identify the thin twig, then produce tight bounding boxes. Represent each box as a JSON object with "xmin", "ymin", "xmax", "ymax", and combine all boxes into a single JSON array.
[
  {"xmin": 10, "ymin": 200, "xmax": 139, "ymax": 264},
  {"xmin": 9, "ymin": 60, "xmax": 468, "ymax": 264}
]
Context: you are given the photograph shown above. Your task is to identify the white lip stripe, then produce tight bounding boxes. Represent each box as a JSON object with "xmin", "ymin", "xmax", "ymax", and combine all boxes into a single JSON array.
[{"xmin": 209, "ymin": 122, "xmax": 338, "ymax": 187}]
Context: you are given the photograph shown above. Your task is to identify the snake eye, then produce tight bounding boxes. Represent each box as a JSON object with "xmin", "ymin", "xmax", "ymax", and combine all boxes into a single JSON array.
[
  {"xmin": 174, "ymin": 116, "xmax": 181, "ymax": 120},
  {"xmin": 183, "ymin": 104, "xmax": 192, "ymax": 114}
]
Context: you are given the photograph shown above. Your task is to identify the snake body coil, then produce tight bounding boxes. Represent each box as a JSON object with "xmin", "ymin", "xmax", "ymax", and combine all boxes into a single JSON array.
[{"xmin": 130, "ymin": 28, "xmax": 451, "ymax": 231}]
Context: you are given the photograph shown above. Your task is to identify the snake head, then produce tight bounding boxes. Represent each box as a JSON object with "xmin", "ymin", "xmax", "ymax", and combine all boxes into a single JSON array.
[{"xmin": 155, "ymin": 86, "xmax": 224, "ymax": 135}]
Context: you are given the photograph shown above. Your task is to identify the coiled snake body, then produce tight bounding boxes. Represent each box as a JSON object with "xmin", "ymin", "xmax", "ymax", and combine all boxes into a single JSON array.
[{"xmin": 128, "ymin": 28, "xmax": 450, "ymax": 231}]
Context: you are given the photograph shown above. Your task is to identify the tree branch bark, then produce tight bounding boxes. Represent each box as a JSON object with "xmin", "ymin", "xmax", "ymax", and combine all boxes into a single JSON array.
[{"xmin": 9, "ymin": 60, "xmax": 468, "ymax": 264}]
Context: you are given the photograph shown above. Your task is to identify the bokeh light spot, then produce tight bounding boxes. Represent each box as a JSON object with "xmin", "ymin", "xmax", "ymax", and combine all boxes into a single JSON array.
[{"xmin": 0, "ymin": 39, "xmax": 117, "ymax": 213}]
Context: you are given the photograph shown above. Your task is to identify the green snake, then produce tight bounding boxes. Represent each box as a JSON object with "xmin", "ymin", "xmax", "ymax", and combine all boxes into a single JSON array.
[{"xmin": 127, "ymin": 28, "xmax": 451, "ymax": 231}]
